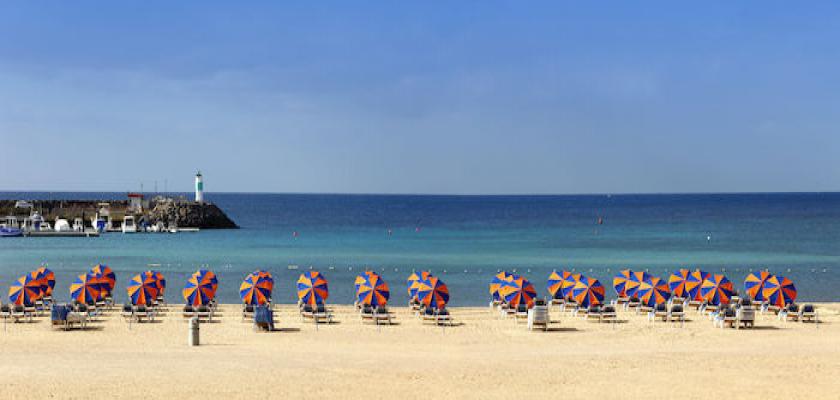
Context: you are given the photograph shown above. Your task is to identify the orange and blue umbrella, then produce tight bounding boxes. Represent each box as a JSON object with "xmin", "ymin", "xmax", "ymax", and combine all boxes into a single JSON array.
[
  {"xmin": 637, "ymin": 276, "xmax": 671, "ymax": 307},
  {"xmin": 700, "ymin": 274, "xmax": 734, "ymax": 306},
  {"xmin": 240, "ymin": 271, "xmax": 273, "ymax": 305},
  {"xmin": 744, "ymin": 270, "xmax": 772, "ymax": 302},
  {"xmin": 36, "ymin": 266, "xmax": 56, "ymax": 297},
  {"xmin": 9, "ymin": 274, "xmax": 40, "ymax": 305},
  {"xmin": 625, "ymin": 271, "xmax": 651, "ymax": 299},
  {"xmin": 489, "ymin": 271, "xmax": 515, "ymax": 301},
  {"xmin": 416, "ymin": 276, "xmax": 449, "ymax": 309},
  {"xmin": 70, "ymin": 273, "xmax": 102, "ymax": 304},
  {"xmin": 560, "ymin": 271, "xmax": 582, "ymax": 301},
  {"xmin": 297, "ymin": 270, "xmax": 329, "ymax": 306},
  {"xmin": 183, "ymin": 270, "xmax": 218, "ymax": 306},
  {"xmin": 572, "ymin": 277, "xmax": 605, "ymax": 308},
  {"xmin": 547, "ymin": 270, "xmax": 564, "ymax": 299},
  {"xmin": 763, "ymin": 275, "xmax": 797, "ymax": 308},
  {"xmin": 90, "ymin": 264, "xmax": 116, "ymax": 296},
  {"xmin": 686, "ymin": 269, "xmax": 711, "ymax": 301},
  {"xmin": 144, "ymin": 270, "xmax": 166, "ymax": 295},
  {"xmin": 499, "ymin": 275, "xmax": 537, "ymax": 308},
  {"xmin": 612, "ymin": 269, "xmax": 633, "ymax": 297},
  {"xmin": 668, "ymin": 269, "xmax": 691, "ymax": 299},
  {"xmin": 28, "ymin": 270, "xmax": 46, "ymax": 299},
  {"xmin": 127, "ymin": 273, "xmax": 159, "ymax": 306},
  {"xmin": 357, "ymin": 272, "xmax": 390, "ymax": 306},
  {"xmin": 407, "ymin": 270, "xmax": 432, "ymax": 299}
]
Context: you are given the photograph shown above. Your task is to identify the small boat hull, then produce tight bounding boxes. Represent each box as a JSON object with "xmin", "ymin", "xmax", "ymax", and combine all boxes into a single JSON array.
[{"xmin": 0, "ymin": 228, "xmax": 23, "ymax": 237}]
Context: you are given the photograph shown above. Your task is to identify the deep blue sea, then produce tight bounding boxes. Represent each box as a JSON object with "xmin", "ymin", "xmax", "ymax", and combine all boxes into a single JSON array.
[{"xmin": 1, "ymin": 192, "xmax": 838, "ymax": 305}]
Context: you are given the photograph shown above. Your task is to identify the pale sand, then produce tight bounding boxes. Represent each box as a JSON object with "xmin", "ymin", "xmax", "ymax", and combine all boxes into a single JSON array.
[{"xmin": 1, "ymin": 303, "xmax": 839, "ymax": 400}]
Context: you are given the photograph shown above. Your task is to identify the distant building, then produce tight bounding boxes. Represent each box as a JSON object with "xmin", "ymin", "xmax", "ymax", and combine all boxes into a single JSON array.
[
  {"xmin": 127, "ymin": 193, "xmax": 144, "ymax": 212},
  {"xmin": 195, "ymin": 171, "xmax": 204, "ymax": 203}
]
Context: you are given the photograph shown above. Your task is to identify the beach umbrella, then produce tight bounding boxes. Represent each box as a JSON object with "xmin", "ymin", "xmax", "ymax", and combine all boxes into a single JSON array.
[
  {"xmin": 297, "ymin": 270, "xmax": 329, "ymax": 306},
  {"xmin": 70, "ymin": 273, "xmax": 102, "ymax": 304},
  {"xmin": 686, "ymin": 269, "xmax": 711, "ymax": 301},
  {"xmin": 668, "ymin": 269, "xmax": 691, "ymax": 299},
  {"xmin": 636, "ymin": 276, "xmax": 671, "ymax": 307},
  {"xmin": 572, "ymin": 277, "xmax": 605, "ymax": 308},
  {"xmin": 8, "ymin": 274, "xmax": 40, "ymax": 305},
  {"xmin": 27, "ymin": 270, "xmax": 46, "ymax": 299},
  {"xmin": 700, "ymin": 274, "xmax": 734, "ymax": 306},
  {"xmin": 763, "ymin": 275, "xmax": 797, "ymax": 308},
  {"xmin": 416, "ymin": 276, "xmax": 449, "ymax": 309},
  {"xmin": 626, "ymin": 271, "xmax": 651, "ymax": 299},
  {"xmin": 145, "ymin": 270, "xmax": 167, "ymax": 295},
  {"xmin": 547, "ymin": 270, "xmax": 564, "ymax": 299},
  {"xmin": 240, "ymin": 272, "xmax": 273, "ymax": 305},
  {"xmin": 90, "ymin": 264, "xmax": 116, "ymax": 296},
  {"xmin": 126, "ymin": 273, "xmax": 160, "ymax": 306},
  {"xmin": 250, "ymin": 270, "xmax": 274, "ymax": 292},
  {"xmin": 489, "ymin": 271, "xmax": 515, "ymax": 301},
  {"xmin": 499, "ymin": 275, "xmax": 537, "ymax": 308},
  {"xmin": 612, "ymin": 269, "xmax": 633, "ymax": 297},
  {"xmin": 560, "ymin": 271, "xmax": 582, "ymax": 301},
  {"xmin": 407, "ymin": 270, "xmax": 432, "ymax": 299},
  {"xmin": 357, "ymin": 272, "xmax": 390, "ymax": 306},
  {"xmin": 183, "ymin": 270, "xmax": 217, "ymax": 306},
  {"xmin": 35, "ymin": 266, "xmax": 56, "ymax": 297},
  {"xmin": 744, "ymin": 270, "xmax": 772, "ymax": 302}
]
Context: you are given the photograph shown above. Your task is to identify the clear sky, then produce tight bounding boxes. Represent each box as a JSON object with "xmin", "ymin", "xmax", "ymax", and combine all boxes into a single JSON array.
[{"xmin": 1, "ymin": 2, "xmax": 838, "ymax": 194}]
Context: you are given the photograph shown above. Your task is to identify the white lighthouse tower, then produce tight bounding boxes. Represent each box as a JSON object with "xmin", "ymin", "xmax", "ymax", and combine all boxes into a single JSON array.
[{"xmin": 195, "ymin": 171, "xmax": 204, "ymax": 203}]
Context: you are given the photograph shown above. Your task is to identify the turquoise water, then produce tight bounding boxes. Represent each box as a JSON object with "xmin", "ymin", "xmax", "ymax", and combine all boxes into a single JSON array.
[{"xmin": 1, "ymin": 192, "xmax": 838, "ymax": 305}]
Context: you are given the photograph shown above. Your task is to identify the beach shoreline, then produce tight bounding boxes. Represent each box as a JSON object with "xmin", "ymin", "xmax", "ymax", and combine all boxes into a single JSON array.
[{"xmin": 0, "ymin": 303, "xmax": 838, "ymax": 399}]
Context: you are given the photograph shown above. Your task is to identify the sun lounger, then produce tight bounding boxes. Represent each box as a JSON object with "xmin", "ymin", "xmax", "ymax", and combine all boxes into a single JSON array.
[
  {"xmin": 713, "ymin": 306, "xmax": 737, "ymax": 329},
  {"xmin": 182, "ymin": 305, "xmax": 196, "ymax": 319},
  {"xmin": 12, "ymin": 305, "xmax": 29, "ymax": 323},
  {"xmin": 626, "ymin": 297, "xmax": 641, "ymax": 311},
  {"xmin": 52, "ymin": 304, "xmax": 87, "ymax": 331},
  {"xmin": 242, "ymin": 304, "xmax": 255, "ymax": 321},
  {"xmin": 515, "ymin": 304, "xmax": 529, "ymax": 322},
  {"xmin": 300, "ymin": 304, "xmax": 315, "ymax": 320},
  {"xmin": 196, "ymin": 306, "xmax": 212, "ymax": 322},
  {"xmin": 435, "ymin": 307, "xmax": 453, "ymax": 326},
  {"xmin": 778, "ymin": 304, "xmax": 800, "ymax": 322},
  {"xmin": 585, "ymin": 305, "xmax": 603, "ymax": 321},
  {"xmin": 253, "ymin": 305, "xmax": 275, "ymax": 331},
  {"xmin": 601, "ymin": 305, "xmax": 618, "ymax": 322},
  {"xmin": 611, "ymin": 296, "xmax": 629, "ymax": 308},
  {"xmin": 373, "ymin": 306, "xmax": 393, "ymax": 325},
  {"xmin": 637, "ymin": 304, "xmax": 654, "ymax": 316},
  {"xmin": 799, "ymin": 304, "xmax": 817, "ymax": 323},
  {"xmin": 668, "ymin": 304, "xmax": 685, "ymax": 325},
  {"xmin": 0, "ymin": 304, "xmax": 11, "ymax": 324},
  {"xmin": 649, "ymin": 303, "xmax": 669, "ymax": 322},
  {"xmin": 421, "ymin": 307, "xmax": 437, "ymax": 323},
  {"xmin": 360, "ymin": 304, "xmax": 375, "ymax": 322},
  {"xmin": 121, "ymin": 304, "xmax": 134, "ymax": 321},
  {"xmin": 134, "ymin": 305, "xmax": 153, "ymax": 322}
]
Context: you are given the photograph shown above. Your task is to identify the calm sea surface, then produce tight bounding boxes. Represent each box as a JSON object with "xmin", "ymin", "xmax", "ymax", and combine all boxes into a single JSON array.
[{"xmin": 1, "ymin": 192, "xmax": 838, "ymax": 305}]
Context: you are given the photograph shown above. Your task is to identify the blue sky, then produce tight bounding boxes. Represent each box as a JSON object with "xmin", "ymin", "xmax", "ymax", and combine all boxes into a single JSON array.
[{"xmin": 1, "ymin": 2, "xmax": 838, "ymax": 194}]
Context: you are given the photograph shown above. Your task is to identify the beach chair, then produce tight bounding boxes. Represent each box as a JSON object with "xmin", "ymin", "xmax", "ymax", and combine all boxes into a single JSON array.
[
  {"xmin": 649, "ymin": 303, "xmax": 668, "ymax": 322},
  {"xmin": 253, "ymin": 305, "xmax": 275, "ymax": 332},
  {"xmin": 0, "ymin": 304, "xmax": 11, "ymax": 324},
  {"xmin": 23, "ymin": 303, "xmax": 37, "ymax": 320},
  {"xmin": 421, "ymin": 307, "xmax": 437, "ymax": 324},
  {"xmin": 435, "ymin": 307, "xmax": 453, "ymax": 326},
  {"xmin": 196, "ymin": 305, "xmax": 212, "ymax": 322},
  {"xmin": 778, "ymin": 304, "xmax": 800, "ymax": 322},
  {"xmin": 611, "ymin": 296, "xmax": 629, "ymax": 308},
  {"xmin": 550, "ymin": 296, "xmax": 565, "ymax": 308},
  {"xmin": 799, "ymin": 304, "xmax": 817, "ymax": 323},
  {"xmin": 409, "ymin": 298, "xmax": 422, "ymax": 313},
  {"xmin": 134, "ymin": 305, "xmax": 152, "ymax": 322},
  {"xmin": 735, "ymin": 304, "xmax": 755, "ymax": 329},
  {"xmin": 668, "ymin": 304, "xmax": 685, "ymax": 325},
  {"xmin": 182, "ymin": 305, "xmax": 196, "ymax": 319},
  {"xmin": 242, "ymin": 304, "xmax": 255, "ymax": 322},
  {"xmin": 360, "ymin": 304, "xmax": 375, "ymax": 322},
  {"xmin": 637, "ymin": 303, "xmax": 654, "ymax": 316},
  {"xmin": 373, "ymin": 306, "xmax": 393, "ymax": 325},
  {"xmin": 626, "ymin": 296, "xmax": 641, "ymax": 311},
  {"xmin": 515, "ymin": 304, "xmax": 530, "ymax": 322},
  {"xmin": 528, "ymin": 304, "xmax": 549, "ymax": 331},
  {"xmin": 12, "ymin": 305, "xmax": 28, "ymax": 323},
  {"xmin": 300, "ymin": 304, "xmax": 315, "ymax": 321},
  {"xmin": 601, "ymin": 305, "xmax": 617, "ymax": 323},
  {"xmin": 312, "ymin": 303, "xmax": 333, "ymax": 324},
  {"xmin": 121, "ymin": 304, "xmax": 134, "ymax": 321},
  {"xmin": 713, "ymin": 306, "xmax": 736, "ymax": 329},
  {"xmin": 585, "ymin": 305, "xmax": 603, "ymax": 322}
]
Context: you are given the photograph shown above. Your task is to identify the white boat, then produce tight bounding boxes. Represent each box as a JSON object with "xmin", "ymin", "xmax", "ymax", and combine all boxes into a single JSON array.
[
  {"xmin": 121, "ymin": 216, "xmax": 138, "ymax": 233},
  {"xmin": 54, "ymin": 219, "xmax": 72, "ymax": 232}
]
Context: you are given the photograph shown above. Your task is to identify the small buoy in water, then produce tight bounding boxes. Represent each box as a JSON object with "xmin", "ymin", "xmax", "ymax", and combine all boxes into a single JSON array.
[
  {"xmin": 348, "ymin": 267, "xmax": 352, "ymax": 271},
  {"xmin": 328, "ymin": 266, "xmax": 334, "ymax": 270},
  {"xmin": 527, "ymin": 269, "xmax": 531, "ymax": 273},
  {"xmin": 442, "ymin": 270, "xmax": 447, "ymax": 274},
  {"xmin": 394, "ymin": 268, "xmax": 398, "ymax": 272},
  {"xmin": 387, "ymin": 228, "xmax": 392, "ymax": 236},
  {"xmin": 463, "ymin": 269, "xmax": 467, "ymax": 273},
  {"xmin": 589, "ymin": 268, "xmax": 593, "ymax": 273},
  {"xmin": 823, "ymin": 268, "xmax": 827, "ymax": 273},
  {"xmin": 722, "ymin": 268, "xmax": 726, "ymax": 272}
]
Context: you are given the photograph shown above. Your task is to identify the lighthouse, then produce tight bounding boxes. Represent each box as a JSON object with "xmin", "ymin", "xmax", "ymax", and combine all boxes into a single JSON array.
[{"xmin": 195, "ymin": 171, "xmax": 204, "ymax": 203}]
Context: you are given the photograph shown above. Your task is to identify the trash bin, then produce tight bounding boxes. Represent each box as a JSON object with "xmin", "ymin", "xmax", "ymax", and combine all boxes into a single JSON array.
[{"xmin": 189, "ymin": 316, "xmax": 200, "ymax": 346}]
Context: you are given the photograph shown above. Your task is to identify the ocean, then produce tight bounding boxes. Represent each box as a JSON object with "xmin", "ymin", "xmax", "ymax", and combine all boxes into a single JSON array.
[{"xmin": 1, "ymin": 192, "xmax": 838, "ymax": 305}]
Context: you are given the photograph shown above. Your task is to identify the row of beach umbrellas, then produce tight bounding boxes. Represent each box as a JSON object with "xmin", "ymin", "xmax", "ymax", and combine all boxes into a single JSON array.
[{"xmin": 407, "ymin": 271, "xmax": 450, "ymax": 309}]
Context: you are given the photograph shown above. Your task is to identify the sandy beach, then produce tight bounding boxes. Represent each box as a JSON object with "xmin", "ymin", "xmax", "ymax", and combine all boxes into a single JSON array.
[{"xmin": 0, "ymin": 303, "xmax": 838, "ymax": 400}]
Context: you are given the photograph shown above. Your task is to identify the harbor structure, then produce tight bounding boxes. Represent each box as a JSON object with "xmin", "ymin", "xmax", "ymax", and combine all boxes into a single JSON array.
[{"xmin": 195, "ymin": 171, "xmax": 204, "ymax": 203}]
